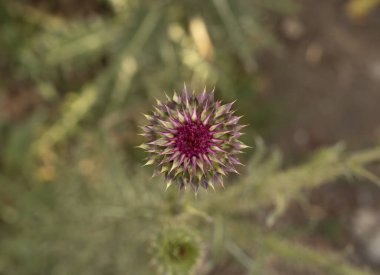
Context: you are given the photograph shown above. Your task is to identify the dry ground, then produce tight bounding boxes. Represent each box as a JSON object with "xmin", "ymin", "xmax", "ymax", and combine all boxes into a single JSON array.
[{"xmin": 256, "ymin": 0, "xmax": 380, "ymax": 273}]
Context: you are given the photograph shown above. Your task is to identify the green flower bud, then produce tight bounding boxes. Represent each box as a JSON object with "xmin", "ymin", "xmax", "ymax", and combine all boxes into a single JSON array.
[{"xmin": 150, "ymin": 228, "xmax": 203, "ymax": 275}]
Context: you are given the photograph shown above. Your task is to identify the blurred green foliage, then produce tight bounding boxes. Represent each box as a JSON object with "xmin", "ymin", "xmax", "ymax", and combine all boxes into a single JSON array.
[
  {"xmin": 2, "ymin": 134, "xmax": 380, "ymax": 274},
  {"xmin": 0, "ymin": 0, "xmax": 297, "ymax": 181},
  {"xmin": 1, "ymin": 0, "xmax": 380, "ymax": 274}
]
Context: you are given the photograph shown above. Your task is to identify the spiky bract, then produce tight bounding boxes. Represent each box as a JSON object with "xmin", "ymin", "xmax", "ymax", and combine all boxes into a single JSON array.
[{"xmin": 139, "ymin": 87, "xmax": 248, "ymax": 192}]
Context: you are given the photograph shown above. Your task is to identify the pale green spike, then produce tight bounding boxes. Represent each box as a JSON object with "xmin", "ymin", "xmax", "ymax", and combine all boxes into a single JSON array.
[
  {"xmin": 232, "ymin": 168, "xmax": 240, "ymax": 175},
  {"xmin": 215, "ymin": 102, "xmax": 236, "ymax": 118},
  {"xmin": 173, "ymin": 91, "xmax": 181, "ymax": 103},
  {"xmin": 211, "ymin": 145, "xmax": 222, "ymax": 151},
  {"xmin": 220, "ymin": 143, "xmax": 229, "ymax": 149},
  {"xmin": 143, "ymin": 114, "xmax": 154, "ymax": 121},
  {"xmin": 188, "ymin": 165, "xmax": 194, "ymax": 177},
  {"xmin": 161, "ymin": 165, "xmax": 169, "ymax": 173},
  {"xmin": 174, "ymin": 167, "xmax": 183, "ymax": 176},
  {"xmin": 161, "ymin": 147, "xmax": 173, "ymax": 154},
  {"xmin": 214, "ymin": 105, "xmax": 226, "ymax": 118},
  {"xmin": 191, "ymin": 106, "xmax": 197, "ymax": 121},
  {"xmin": 196, "ymin": 159, "xmax": 205, "ymax": 174},
  {"xmin": 196, "ymin": 170, "xmax": 203, "ymax": 181},
  {"xmin": 158, "ymin": 119, "xmax": 172, "ymax": 129},
  {"xmin": 161, "ymin": 132, "xmax": 174, "ymax": 138},
  {"xmin": 155, "ymin": 98, "xmax": 162, "ymax": 106},
  {"xmin": 136, "ymin": 144, "xmax": 149, "ymax": 150},
  {"xmin": 209, "ymin": 122, "xmax": 224, "ymax": 131},
  {"xmin": 220, "ymin": 179, "xmax": 225, "ymax": 188},
  {"xmin": 177, "ymin": 110, "xmax": 185, "ymax": 123},
  {"xmin": 209, "ymin": 181, "xmax": 216, "ymax": 191},
  {"xmin": 226, "ymin": 115, "xmax": 243, "ymax": 125},
  {"xmin": 149, "ymin": 138, "xmax": 166, "ymax": 146},
  {"xmin": 213, "ymin": 130, "xmax": 230, "ymax": 138},
  {"xmin": 236, "ymin": 141, "xmax": 251, "ymax": 149},
  {"xmin": 208, "ymin": 154, "xmax": 217, "ymax": 162},
  {"xmin": 208, "ymin": 154, "xmax": 225, "ymax": 168},
  {"xmin": 200, "ymin": 109, "xmax": 208, "ymax": 122},
  {"xmin": 170, "ymin": 158, "xmax": 180, "ymax": 173},
  {"xmin": 144, "ymin": 158, "xmax": 155, "ymax": 166},
  {"xmin": 216, "ymin": 165, "xmax": 226, "ymax": 176},
  {"xmin": 165, "ymin": 179, "xmax": 173, "ymax": 191},
  {"xmin": 164, "ymin": 92, "xmax": 171, "ymax": 101},
  {"xmin": 239, "ymin": 143, "xmax": 251, "ymax": 149},
  {"xmin": 184, "ymin": 88, "xmax": 190, "ymax": 108},
  {"xmin": 154, "ymin": 106, "xmax": 165, "ymax": 116}
]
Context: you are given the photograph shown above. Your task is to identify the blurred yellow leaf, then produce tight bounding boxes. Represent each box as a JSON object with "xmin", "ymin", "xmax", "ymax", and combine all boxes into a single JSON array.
[
  {"xmin": 346, "ymin": 0, "xmax": 380, "ymax": 20},
  {"xmin": 189, "ymin": 17, "xmax": 214, "ymax": 60},
  {"xmin": 36, "ymin": 164, "xmax": 56, "ymax": 182}
]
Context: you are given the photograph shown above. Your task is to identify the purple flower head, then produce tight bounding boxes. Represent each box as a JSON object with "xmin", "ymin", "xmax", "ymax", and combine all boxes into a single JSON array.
[{"xmin": 138, "ymin": 86, "xmax": 248, "ymax": 193}]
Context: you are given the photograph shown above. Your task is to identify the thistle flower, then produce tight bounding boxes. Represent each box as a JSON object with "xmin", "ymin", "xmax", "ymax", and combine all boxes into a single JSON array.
[
  {"xmin": 149, "ymin": 228, "xmax": 202, "ymax": 275},
  {"xmin": 139, "ymin": 86, "xmax": 248, "ymax": 192}
]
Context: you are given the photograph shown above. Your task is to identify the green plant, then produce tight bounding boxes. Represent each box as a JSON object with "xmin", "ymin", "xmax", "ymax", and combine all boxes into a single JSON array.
[
  {"xmin": 1, "ymin": 135, "xmax": 380, "ymax": 274},
  {"xmin": 3, "ymin": 0, "xmax": 378, "ymax": 274}
]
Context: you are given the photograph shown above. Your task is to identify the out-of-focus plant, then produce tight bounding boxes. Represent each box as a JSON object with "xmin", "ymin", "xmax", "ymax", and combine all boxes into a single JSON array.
[
  {"xmin": 346, "ymin": 0, "xmax": 380, "ymax": 20},
  {"xmin": 3, "ymin": 0, "xmax": 380, "ymax": 274},
  {"xmin": 1, "ymin": 0, "xmax": 296, "ymax": 171},
  {"xmin": 1, "ymin": 133, "xmax": 380, "ymax": 274}
]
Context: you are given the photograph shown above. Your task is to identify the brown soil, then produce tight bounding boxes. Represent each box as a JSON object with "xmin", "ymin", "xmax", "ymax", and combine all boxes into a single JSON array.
[
  {"xmin": 256, "ymin": 0, "xmax": 380, "ymax": 273},
  {"xmin": 261, "ymin": 0, "xmax": 380, "ymax": 158}
]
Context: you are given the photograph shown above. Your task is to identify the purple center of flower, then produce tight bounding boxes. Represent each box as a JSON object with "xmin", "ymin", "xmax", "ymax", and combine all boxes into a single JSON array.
[{"xmin": 175, "ymin": 121, "xmax": 212, "ymax": 158}]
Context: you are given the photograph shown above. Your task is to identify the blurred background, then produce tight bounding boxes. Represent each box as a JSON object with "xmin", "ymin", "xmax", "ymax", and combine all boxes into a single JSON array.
[{"xmin": 1, "ymin": 0, "xmax": 380, "ymax": 274}]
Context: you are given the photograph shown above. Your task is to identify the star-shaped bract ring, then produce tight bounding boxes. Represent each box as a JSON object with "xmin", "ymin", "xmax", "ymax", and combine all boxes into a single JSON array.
[{"xmin": 138, "ymin": 86, "xmax": 248, "ymax": 193}]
